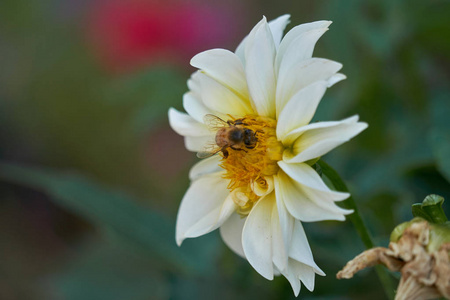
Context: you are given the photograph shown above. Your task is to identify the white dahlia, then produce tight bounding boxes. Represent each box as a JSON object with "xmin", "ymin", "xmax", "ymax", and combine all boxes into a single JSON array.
[{"xmin": 168, "ymin": 15, "xmax": 367, "ymax": 296}]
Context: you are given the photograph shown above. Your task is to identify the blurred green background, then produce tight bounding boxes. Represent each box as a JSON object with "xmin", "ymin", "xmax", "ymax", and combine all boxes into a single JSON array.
[{"xmin": 1, "ymin": 0, "xmax": 450, "ymax": 299}]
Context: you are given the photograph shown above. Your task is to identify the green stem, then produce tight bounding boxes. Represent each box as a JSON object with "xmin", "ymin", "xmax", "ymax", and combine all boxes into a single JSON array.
[{"xmin": 317, "ymin": 160, "xmax": 396, "ymax": 300}]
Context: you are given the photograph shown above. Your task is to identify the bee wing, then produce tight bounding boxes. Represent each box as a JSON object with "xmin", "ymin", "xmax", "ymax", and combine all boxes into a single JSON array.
[
  {"xmin": 203, "ymin": 114, "xmax": 228, "ymax": 131},
  {"xmin": 196, "ymin": 141, "xmax": 221, "ymax": 159}
]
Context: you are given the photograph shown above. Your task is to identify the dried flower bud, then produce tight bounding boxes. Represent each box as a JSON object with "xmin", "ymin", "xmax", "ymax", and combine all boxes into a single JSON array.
[{"xmin": 337, "ymin": 220, "xmax": 450, "ymax": 300}]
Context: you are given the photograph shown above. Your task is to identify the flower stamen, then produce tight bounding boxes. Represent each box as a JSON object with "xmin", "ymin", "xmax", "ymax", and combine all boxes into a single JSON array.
[{"xmin": 220, "ymin": 115, "xmax": 283, "ymax": 215}]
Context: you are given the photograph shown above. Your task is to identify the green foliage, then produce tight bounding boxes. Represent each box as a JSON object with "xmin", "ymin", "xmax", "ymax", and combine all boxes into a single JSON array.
[
  {"xmin": 0, "ymin": 162, "xmax": 219, "ymax": 275},
  {"xmin": 50, "ymin": 240, "xmax": 170, "ymax": 300},
  {"xmin": 412, "ymin": 195, "xmax": 448, "ymax": 224}
]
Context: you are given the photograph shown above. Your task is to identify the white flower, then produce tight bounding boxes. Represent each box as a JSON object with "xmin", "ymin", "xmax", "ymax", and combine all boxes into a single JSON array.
[{"xmin": 168, "ymin": 14, "xmax": 367, "ymax": 296}]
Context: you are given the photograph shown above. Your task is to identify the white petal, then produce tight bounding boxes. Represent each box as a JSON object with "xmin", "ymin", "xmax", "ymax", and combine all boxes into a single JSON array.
[
  {"xmin": 271, "ymin": 198, "xmax": 293, "ymax": 272},
  {"xmin": 184, "ymin": 135, "xmax": 214, "ymax": 152},
  {"xmin": 244, "ymin": 16, "xmax": 277, "ymax": 118},
  {"xmin": 283, "ymin": 261, "xmax": 302, "ymax": 296},
  {"xmin": 220, "ymin": 212, "xmax": 246, "ymax": 258},
  {"xmin": 284, "ymin": 259, "xmax": 317, "ymax": 293},
  {"xmin": 235, "ymin": 14, "xmax": 291, "ymax": 63},
  {"xmin": 283, "ymin": 116, "xmax": 368, "ymax": 163},
  {"xmin": 289, "ymin": 220, "xmax": 324, "ymax": 276},
  {"xmin": 327, "ymin": 73, "xmax": 347, "ymax": 87},
  {"xmin": 282, "ymin": 116, "xmax": 355, "ymax": 146},
  {"xmin": 297, "ymin": 263, "xmax": 317, "ymax": 292},
  {"xmin": 276, "ymin": 58, "xmax": 343, "ymax": 115},
  {"xmin": 235, "ymin": 38, "xmax": 246, "ymax": 64},
  {"xmin": 276, "ymin": 169, "xmax": 350, "ymax": 222},
  {"xmin": 276, "ymin": 81, "xmax": 328, "ymax": 141},
  {"xmin": 242, "ymin": 193, "xmax": 274, "ymax": 280},
  {"xmin": 196, "ymin": 72, "xmax": 253, "ymax": 116},
  {"xmin": 168, "ymin": 108, "xmax": 210, "ymax": 137},
  {"xmin": 189, "ymin": 156, "xmax": 222, "ymax": 181},
  {"xmin": 183, "ymin": 92, "xmax": 214, "ymax": 124},
  {"xmin": 187, "ymin": 71, "xmax": 202, "ymax": 98},
  {"xmin": 273, "ymin": 265, "xmax": 281, "ymax": 276},
  {"xmin": 251, "ymin": 176, "xmax": 274, "ymax": 197},
  {"xmin": 274, "ymin": 176, "xmax": 295, "ymax": 271},
  {"xmin": 276, "ymin": 21, "xmax": 332, "ymax": 74},
  {"xmin": 278, "ymin": 161, "xmax": 348, "ymax": 196},
  {"xmin": 190, "ymin": 49, "xmax": 249, "ymax": 100},
  {"xmin": 281, "ymin": 221, "xmax": 324, "ymax": 295},
  {"xmin": 267, "ymin": 14, "xmax": 291, "ymax": 48},
  {"xmin": 176, "ymin": 172, "xmax": 234, "ymax": 245}
]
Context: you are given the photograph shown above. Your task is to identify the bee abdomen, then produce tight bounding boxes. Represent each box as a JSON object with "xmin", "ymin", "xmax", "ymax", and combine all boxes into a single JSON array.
[{"xmin": 215, "ymin": 128, "xmax": 229, "ymax": 147}]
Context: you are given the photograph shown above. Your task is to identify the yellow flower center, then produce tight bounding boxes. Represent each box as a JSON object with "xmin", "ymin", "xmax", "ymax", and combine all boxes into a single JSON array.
[{"xmin": 219, "ymin": 115, "xmax": 284, "ymax": 215}]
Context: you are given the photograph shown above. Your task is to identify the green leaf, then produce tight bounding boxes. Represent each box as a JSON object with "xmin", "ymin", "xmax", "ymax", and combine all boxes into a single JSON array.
[
  {"xmin": 0, "ymin": 162, "xmax": 219, "ymax": 275},
  {"xmin": 51, "ymin": 239, "xmax": 169, "ymax": 300},
  {"xmin": 411, "ymin": 194, "xmax": 448, "ymax": 224}
]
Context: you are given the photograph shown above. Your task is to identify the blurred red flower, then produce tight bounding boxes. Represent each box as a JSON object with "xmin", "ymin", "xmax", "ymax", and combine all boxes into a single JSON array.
[{"xmin": 87, "ymin": 0, "xmax": 244, "ymax": 73}]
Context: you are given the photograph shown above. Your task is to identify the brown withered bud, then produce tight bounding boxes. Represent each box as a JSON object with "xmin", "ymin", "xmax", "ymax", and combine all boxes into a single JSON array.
[{"xmin": 337, "ymin": 221, "xmax": 450, "ymax": 300}]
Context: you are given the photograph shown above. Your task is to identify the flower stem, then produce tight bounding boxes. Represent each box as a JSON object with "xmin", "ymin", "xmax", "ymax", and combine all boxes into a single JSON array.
[{"xmin": 317, "ymin": 160, "xmax": 396, "ymax": 300}]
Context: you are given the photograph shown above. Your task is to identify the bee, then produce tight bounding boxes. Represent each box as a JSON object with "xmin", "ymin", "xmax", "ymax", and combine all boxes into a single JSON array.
[{"xmin": 197, "ymin": 114, "xmax": 258, "ymax": 159}]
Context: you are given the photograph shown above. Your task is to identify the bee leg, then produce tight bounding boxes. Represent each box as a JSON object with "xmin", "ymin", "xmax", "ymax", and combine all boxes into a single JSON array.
[
  {"xmin": 234, "ymin": 120, "xmax": 248, "ymax": 126},
  {"xmin": 230, "ymin": 146, "xmax": 248, "ymax": 153},
  {"xmin": 222, "ymin": 149, "xmax": 229, "ymax": 158}
]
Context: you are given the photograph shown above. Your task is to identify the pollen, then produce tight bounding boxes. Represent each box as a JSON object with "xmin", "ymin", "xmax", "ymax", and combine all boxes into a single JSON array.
[{"xmin": 219, "ymin": 115, "xmax": 284, "ymax": 215}]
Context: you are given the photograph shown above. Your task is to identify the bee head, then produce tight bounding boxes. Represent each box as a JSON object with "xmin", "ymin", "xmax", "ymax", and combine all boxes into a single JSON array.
[{"xmin": 244, "ymin": 129, "xmax": 257, "ymax": 147}]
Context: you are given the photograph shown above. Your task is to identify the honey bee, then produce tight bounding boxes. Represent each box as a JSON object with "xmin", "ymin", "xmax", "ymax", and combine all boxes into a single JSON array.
[{"xmin": 197, "ymin": 114, "xmax": 258, "ymax": 159}]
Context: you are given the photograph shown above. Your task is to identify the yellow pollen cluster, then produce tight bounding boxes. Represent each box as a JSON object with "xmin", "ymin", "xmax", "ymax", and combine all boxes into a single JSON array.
[{"xmin": 219, "ymin": 115, "xmax": 283, "ymax": 215}]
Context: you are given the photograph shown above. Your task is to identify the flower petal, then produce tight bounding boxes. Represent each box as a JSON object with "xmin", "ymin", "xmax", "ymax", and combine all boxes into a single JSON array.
[
  {"xmin": 251, "ymin": 176, "xmax": 274, "ymax": 197},
  {"xmin": 283, "ymin": 116, "xmax": 368, "ymax": 163},
  {"xmin": 196, "ymin": 72, "xmax": 253, "ymax": 116},
  {"xmin": 235, "ymin": 14, "xmax": 291, "ymax": 63},
  {"xmin": 284, "ymin": 259, "xmax": 317, "ymax": 293},
  {"xmin": 278, "ymin": 161, "xmax": 348, "ymax": 196},
  {"xmin": 244, "ymin": 16, "xmax": 277, "ymax": 118},
  {"xmin": 242, "ymin": 193, "xmax": 274, "ymax": 280},
  {"xmin": 281, "ymin": 221, "xmax": 324, "ymax": 295},
  {"xmin": 271, "ymin": 196, "xmax": 294, "ymax": 272},
  {"xmin": 168, "ymin": 108, "xmax": 210, "ymax": 137},
  {"xmin": 220, "ymin": 212, "xmax": 246, "ymax": 258},
  {"xmin": 187, "ymin": 71, "xmax": 201, "ymax": 96},
  {"xmin": 184, "ymin": 135, "xmax": 214, "ymax": 152},
  {"xmin": 190, "ymin": 49, "xmax": 249, "ymax": 100},
  {"xmin": 176, "ymin": 172, "xmax": 234, "ymax": 245},
  {"xmin": 276, "ymin": 81, "xmax": 328, "ymax": 141},
  {"xmin": 282, "ymin": 116, "xmax": 353, "ymax": 146},
  {"xmin": 276, "ymin": 58, "xmax": 343, "ymax": 115},
  {"xmin": 183, "ymin": 92, "xmax": 214, "ymax": 124},
  {"xmin": 189, "ymin": 155, "xmax": 222, "ymax": 181},
  {"xmin": 283, "ymin": 262, "xmax": 302, "ymax": 296},
  {"xmin": 267, "ymin": 14, "xmax": 291, "ymax": 49},
  {"xmin": 276, "ymin": 21, "xmax": 331, "ymax": 74},
  {"xmin": 289, "ymin": 220, "xmax": 324, "ymax": 276},
  {"xmin": 275, "ymin": 169, "xmax": 351, "ymax": 222},
  {"xmin": 327, "ymin": 73, "xmax": 347, "ymax": 87},
  {"xmin": 274, "ymin": 176, "xmax": 295, "ymax": 270}
]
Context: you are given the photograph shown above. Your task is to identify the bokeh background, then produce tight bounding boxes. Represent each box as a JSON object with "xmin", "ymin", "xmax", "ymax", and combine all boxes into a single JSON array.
[{"xmin": 1, "ymin": 0, "xmax": 450, "ymax": 299}]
